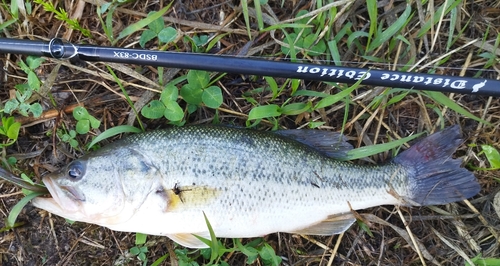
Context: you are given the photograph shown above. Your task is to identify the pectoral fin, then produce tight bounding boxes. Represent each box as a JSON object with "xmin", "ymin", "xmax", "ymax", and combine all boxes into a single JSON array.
[
  {"xmin": 167, "ymin": 232, "xmax": 210, "ymax": 248},
  {"xmin": 288, "ymin": 213, "xmax": 355, "ymax": 235}
]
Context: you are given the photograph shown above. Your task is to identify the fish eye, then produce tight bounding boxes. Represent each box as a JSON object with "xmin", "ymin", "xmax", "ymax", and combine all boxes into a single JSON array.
[{"xmin": 67, "ymin": 162, "xmax": 85, "ymax": 181}]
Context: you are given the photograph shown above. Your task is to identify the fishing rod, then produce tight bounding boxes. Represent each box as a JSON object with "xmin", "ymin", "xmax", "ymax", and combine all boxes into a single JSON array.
[{"xmin": 0, "ymin": 37, "xmax": 499, "ymax": 96}]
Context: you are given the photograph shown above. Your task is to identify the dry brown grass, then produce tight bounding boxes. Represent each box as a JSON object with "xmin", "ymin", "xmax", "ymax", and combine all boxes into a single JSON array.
[{"xmin": 0, "ymin": 0, "xmax": 499, "ymax": 265}]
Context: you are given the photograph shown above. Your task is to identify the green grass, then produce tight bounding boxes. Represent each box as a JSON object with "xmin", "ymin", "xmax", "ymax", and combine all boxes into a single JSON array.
[
  {"xmin": 0, "ymin": 0, "xmax": 498, "ymax": 265},
  {"xmin": 3, "ymin": 56, "xmax": 44, "ymax": 117}
]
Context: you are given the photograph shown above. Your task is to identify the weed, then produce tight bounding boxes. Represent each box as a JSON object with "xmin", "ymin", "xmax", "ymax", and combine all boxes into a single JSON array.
[
  {"xmin": 142, "ymin": 84, "xmax": 185, "ymax": 123},
  {"xmin": 179, "ymin": 70, "xmax": 224, "ymax": 111},
  {"xmin": 3, "ymin": 87, "xmax": 42, "ymax": 117},
  {"xmin": 466, "ymin": 254, "xmax": 500, "ymax": 266},
  {"xmin": 0, "ymin": 117, "xmax": 21, "ymax": 147},
  {"xmin": 106, "ymin": 66, "xmax": 145, "ymax": 131},
  {"xmin": 129, "ymin": 233, "xmax": 149, "ymax": 265},
  {"xmin": 175, "ymin": 248, "xmax": 203, "ymax": 266},
  {"xmin": 41, "ymin": 107, "xmax": 101, "ymax": 149},
  {"xmin": 4, "ymin": 56, "xmax": 44, "ymax": 117},
  {"xmin": 182, "ymin": 212, "xmax": 283, "ymax": 266},
  {"xmin": 469, "ymin": 144, "xmax": 500, "ymax": 171},
  {"xmin": 477, "ymin": 34, "xmax": 500, "ymax": 75},
  {"xmin": 480, "ymin": 145, "xmax": 500, "ymax": 170},
  {"xmin": 235, "ymin": 239, "xmax": 281, "ymax": 266},
  {"xmin": 365, "ymin": 4, "xmax": 411, "ymax": 53},
  {"xmin": 129, "ymin": 245, "xmax": 148, "ymax": 264},
  {"xmin": 3, "ymin": 172, "xmax": 46, "ymax": 228},
  {"xmin": 34, "ymin": 0, "xmax": 91, "ymax": 37},
  {"xmin": 87, "ymin": 125, "xmax": 142, "ymax": 149},
  {"xmin": 184, "ymin": 35, "xmax": 210, "ymax": 53},
  {"xmin": 281, "ymin": 10, "xmax": 327, "ymax": 56},
  {"xmin": 97, "ymin": 2, "xmax": 171, "ymax": 45},
  {"xmin": 73, "ymin": 107, "xmax": 101, "ymax": 134},
  {"xmin": 424, "ymin": 91, "xmax": 488, "ymax": 124},
  {"xmin": 6, "ymin": 191, "xmax": 44, "ymax": 228},
  {"xmin": 139, "ymin": 12, "xmax": 178, "ymax": 48},
  {"xmin": 0, "ymin": 0, "xmax": 31, "ymax": 28},
  {"xmin": 246, "ymin": 76, "xmax": 365, "ymax": 128},
  {"xmin": 58, "ymin": 129, "xmax": 78, "ymax": 148},
  {"xmin": 1, "ymin": 0, "xmax": 497, "ymax": 264}
]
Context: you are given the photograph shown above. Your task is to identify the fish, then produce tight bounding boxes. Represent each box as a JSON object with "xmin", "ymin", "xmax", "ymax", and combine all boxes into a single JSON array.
[{"xmin": 32, "ymin": 125, "xmax": 480, "ymax": 248}]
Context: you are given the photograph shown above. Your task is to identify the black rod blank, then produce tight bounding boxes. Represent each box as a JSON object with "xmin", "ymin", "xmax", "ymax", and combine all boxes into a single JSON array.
[{"xmin": 0, "ymin": 38, "xmax": 498, "ymax": 96}]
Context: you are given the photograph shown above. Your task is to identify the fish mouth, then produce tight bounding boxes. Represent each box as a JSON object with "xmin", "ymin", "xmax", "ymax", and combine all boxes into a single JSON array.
[{"xmin": 41, "ymin": 176, "xmax": 84, "ymax": 212}]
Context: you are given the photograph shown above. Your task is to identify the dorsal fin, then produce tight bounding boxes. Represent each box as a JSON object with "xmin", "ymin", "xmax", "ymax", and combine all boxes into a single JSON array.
[{"xmin": 273, "ymin": 129, "xmax": 353, "ymax": 159}]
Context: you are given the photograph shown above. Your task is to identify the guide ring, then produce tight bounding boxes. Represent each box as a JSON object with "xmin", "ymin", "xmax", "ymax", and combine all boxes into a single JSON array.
[{"xmin": 48, "ymin": 38, "xmax": 78, "ymax": 59}]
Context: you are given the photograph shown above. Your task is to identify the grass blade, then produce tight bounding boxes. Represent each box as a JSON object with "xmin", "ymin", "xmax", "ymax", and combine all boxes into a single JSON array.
[
  {"xmin": 425, "ymin": 91, "xmax": 489, "ymax": 125},
  {"xmin": 253, "ymin": 0, "xmax": 264, "ymax": 30},
  {"xmin": 7, "ymin": 192, "xmax": 46, "ymax": 227},
  {"xmin": 365, "ymin": 0, "xmax": 377, "ymax": 51},
  {"xmin": 106, "ymin": 66, "xmax": 145, "ymax": 130},
  {"xmin": 314, "ymin": 74, "xmax": 365, "ymax": 110},
  {"xmin": 248, "ymin": 104, "xmax": 281, "ymax": 120},
  {"xmin": 416, "ymin": 0, "xmax": 462, "ymax": 38},
  {"xmin": 88, "ymin": 125, "xmax": 142, "ymax": 149},
  {"xmin": 367, "ymin": 4, "xmax": 411, "ymax": 52},
  {"xmin": 241, "ymin": 0, "xmax": 252, "ymax": 39},
  {"xmin": 344, "ymin": 132, "xmax": 424, "ymax": 160},
  {"xmin": 116, "ymin": 4, "xmax": 172, "ymax": 43}
]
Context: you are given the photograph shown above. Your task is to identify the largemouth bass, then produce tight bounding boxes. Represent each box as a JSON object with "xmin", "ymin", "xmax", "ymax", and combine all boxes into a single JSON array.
[{"xmin": 32, "ymin": 125, "xmax": 480, "ymax": 248}]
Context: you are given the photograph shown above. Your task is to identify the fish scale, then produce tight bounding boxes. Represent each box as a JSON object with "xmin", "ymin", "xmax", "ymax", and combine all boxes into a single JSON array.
[
  {"xmin": 32, "ymin": 125, "xmax": 480, "ymax": 248},
  {"xmin": 130, "ymin": 127, "xmax": 403, "ymax": 212}
]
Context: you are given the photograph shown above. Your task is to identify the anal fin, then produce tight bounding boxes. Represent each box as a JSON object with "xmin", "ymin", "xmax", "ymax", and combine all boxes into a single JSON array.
[
  {"xmin": 167, "ymin": 232, "xmax": 210, "ymax": 249},
  {"xmin": 288, "ymin": 213, "xmax": 355, "ymax": 235}
]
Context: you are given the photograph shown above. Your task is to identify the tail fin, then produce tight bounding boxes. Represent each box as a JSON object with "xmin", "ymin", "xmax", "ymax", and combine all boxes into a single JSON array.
[{"xmin": 394, "ymin": 125, "xmax": 480, "ymax": 206}]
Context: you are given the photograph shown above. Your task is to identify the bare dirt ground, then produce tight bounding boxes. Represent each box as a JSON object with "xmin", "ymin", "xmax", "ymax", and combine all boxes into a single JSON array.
[{"xmin": 0, "ymin": 0, "xmax": 499, "ymax": 265}]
